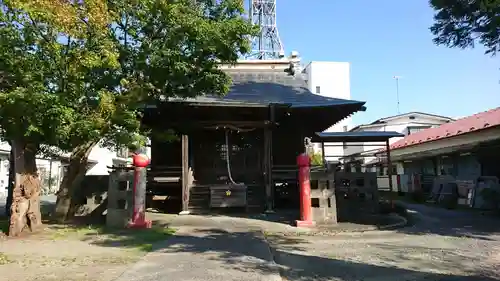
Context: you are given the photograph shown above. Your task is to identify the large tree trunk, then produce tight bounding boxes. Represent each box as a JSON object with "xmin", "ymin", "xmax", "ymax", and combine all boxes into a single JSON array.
[
  {"xmin": 5, "ymin": 148, "xmax": 14, "ymax": 217},
  {"xmin": 53, "ymin": 141, "xmax": 96, "ymax": 222},
  {"xmin": 8, "ymin": 141, "xmax": 42, "ymax": 237}
]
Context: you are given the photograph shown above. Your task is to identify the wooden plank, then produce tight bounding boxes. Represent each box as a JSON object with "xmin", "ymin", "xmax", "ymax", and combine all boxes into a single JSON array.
[
  {"xmin": 209, "ymin": 186, "xmax": 247, "ymax": 208},
  {"xmin": 152, "ymin": 195, "xmax": 169, "ymax": 201},
  {"xmin": 152, "ymin": 177, "xmax": 181, "ymax": 183}
]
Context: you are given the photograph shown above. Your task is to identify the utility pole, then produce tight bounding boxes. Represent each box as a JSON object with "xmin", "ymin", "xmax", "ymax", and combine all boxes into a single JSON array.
[{"xmin": 393, "ymin": 76, "xmax": 401, "ymax": 114}]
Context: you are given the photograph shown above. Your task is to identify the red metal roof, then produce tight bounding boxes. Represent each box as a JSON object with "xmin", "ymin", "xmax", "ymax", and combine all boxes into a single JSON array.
[{"xmin": 390, "ymin": 107, "xmax": 500, "ymax": 150}]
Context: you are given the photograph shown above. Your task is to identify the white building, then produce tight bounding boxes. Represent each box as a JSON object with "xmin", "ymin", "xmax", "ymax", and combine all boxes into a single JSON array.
[
  {"xmin": 343, "ymin": 112, "xmax": 454, "ymax": 174},
  {"xmin": 302, "ymin": 61, "xmax": 352, "ymax": 161},
  {"xmin": 0, "ymin": 140, "xmax": 151, "ymax": 198}
]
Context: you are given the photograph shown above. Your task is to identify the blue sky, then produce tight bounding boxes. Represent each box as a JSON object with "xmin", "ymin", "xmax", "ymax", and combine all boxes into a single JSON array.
[{"xmin": 275, "ymin": 0, "xmax": 500, "ymax": 125}]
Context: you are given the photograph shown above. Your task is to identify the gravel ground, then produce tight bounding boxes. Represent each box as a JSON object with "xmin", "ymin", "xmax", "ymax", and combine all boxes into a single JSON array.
[{"xmin": 266, "ymin": 203, "xmax": 500, "ymax": 281}]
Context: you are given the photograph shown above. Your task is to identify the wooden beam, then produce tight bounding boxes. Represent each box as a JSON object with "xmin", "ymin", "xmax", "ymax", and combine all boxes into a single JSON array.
[
  {"xmin": 264, "ymin": 128, "xmax": 272, "ymax": 212},
  {"xmin": 180, "ymin": 135, "xmax": 191, "ymax": 215},
  {"xmin": 386, "ymin": 139, "xmax": 394, "ymax": 207},
  {"xmin": 146, "ymin": 120, "xmax": 278, "ymax": 130},
  {"xmin": 321, "ymin": 141, "xmax": 326, "ymax": 165},
  {"xmin": 265, "ymin": 105, "xmax": 276, "ymax": 212}
]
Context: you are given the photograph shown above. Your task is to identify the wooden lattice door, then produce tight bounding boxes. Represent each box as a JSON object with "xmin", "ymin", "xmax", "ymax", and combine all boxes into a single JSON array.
[{"xmin": 192, "ymin": 129, "xmax": 263, "ymax": 185}]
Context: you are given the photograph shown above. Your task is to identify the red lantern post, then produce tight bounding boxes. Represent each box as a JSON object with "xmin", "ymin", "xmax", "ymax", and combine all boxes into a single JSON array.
[
  {"xmin": 128, "ymin": 153, "xmax": 152, "ymax": 229},
  {"xmin": 295, "ymin": 153, "xmax": 315, "ymax": 227}
]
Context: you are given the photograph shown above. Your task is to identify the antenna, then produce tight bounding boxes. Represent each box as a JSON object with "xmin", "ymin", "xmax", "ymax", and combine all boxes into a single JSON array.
[
  {"xmin": 246, "ymin": 0, "xmax": 284, "ymax": 60},
  {"xmin": 393, "ymin": 76, "xmax": 402, "ymax": 114}
]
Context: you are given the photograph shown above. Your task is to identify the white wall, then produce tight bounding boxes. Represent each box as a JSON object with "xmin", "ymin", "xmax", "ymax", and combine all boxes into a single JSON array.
[
  {"xmin": 343, "ymin": 114, "xmax": 452, "ymax": 174},
  {"xmin": 0, "ymin": 153, "xmax": 9, "ymax": 198},
  {"xmin": 86, "ymin": 145, "xmax": 125, "ymax": 176},
  {"xmin": 344, "ymin": 114, "xmax": 451, "ymax": 158},
  {"xmin": 1, "ymin": 141, "xmax": 12, "ymax": 197},
  {"xmin": 0, "ymin": 139, "xmax": 138, "ymax": 182},
  {"xmin": 85, "ymin": 143, "xmax": 151, "ymax": 175},
  {"xmin": 304, "ymin": 61, "xmax": 352, "ymax": 161},
  {"xmin": 0, "ymin": 138, "xmax": 153, "ymax": 198}
]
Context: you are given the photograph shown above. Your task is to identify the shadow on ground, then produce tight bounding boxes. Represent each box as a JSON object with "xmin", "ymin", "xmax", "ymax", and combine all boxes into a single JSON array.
[
  {"xmin": 271, "ymin": 248, "xmax": 498, "ymax": 281},
  {"xmin": 178, "ymin": 208, "xmax": 404, "ymax": 233},
  {"xmin": 393, "ymin": 201, "xmax": 500, "ymax": 241},
  {"xmin": 2, "ymin": 209, "xmax": 499, "ymax": 280},
  {"xmin": 41, "ymin": 217, "xmax": 176, "ymax": 252},
  {"xmin": 96, "ymin": 227, "xmax": 498, "ymax": 281}
]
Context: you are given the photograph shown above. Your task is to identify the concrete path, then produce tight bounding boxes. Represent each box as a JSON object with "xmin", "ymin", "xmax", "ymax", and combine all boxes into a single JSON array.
[{"xmin": 114, "ymin": 216, "xmax": 282, "ymax": 281}]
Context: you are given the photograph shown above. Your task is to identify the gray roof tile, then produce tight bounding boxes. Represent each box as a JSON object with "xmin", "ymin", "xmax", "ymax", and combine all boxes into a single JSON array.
[{"xmin": 169, "ymin": 69, "xmax": 366, "ymax": 108}]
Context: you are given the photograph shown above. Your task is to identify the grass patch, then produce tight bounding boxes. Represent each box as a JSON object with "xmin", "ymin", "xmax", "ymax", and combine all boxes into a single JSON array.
[
  {"xmin": 48, "ymin": 223, "xmax": 176, "ymax": 252},
  {"xmin": 48, "ymin": 224, "xmax": 105, "ymax": 239},
  {"xmin": 0, "ymin": 252, "xmax": 11, "ymax": 265}
]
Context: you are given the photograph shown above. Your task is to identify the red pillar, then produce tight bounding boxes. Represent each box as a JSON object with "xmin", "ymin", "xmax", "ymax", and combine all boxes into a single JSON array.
[
  {"xmin": 127, "ymin": 153, "xmax": 152, "ymax": 229},
  {"xmin": 295, "ymin": 153, "xmax": 315, "ymax": 227}
]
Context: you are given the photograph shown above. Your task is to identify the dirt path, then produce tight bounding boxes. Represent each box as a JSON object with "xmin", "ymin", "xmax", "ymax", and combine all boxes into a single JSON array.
[
  {"xmin": 0, "ymin": 223, "xmax": 174, "ymax": 281},
  {"xmin": 0, "ymin": 239, "xmax": 135, "ymax": 281}
]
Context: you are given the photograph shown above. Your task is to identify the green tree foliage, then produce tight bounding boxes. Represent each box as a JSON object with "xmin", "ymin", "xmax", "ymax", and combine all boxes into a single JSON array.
[
  {"xmin": 0, "ymin": 1, "xmax": 127, "ymax": 231},
  {"xmin": 53, "ymin": 0, "xmax": 257, "ymax": 221},
  {"xmin": 430, "ymin": 0, "xmax": 500, "ymax": 55},
  {"xmin": 309, "ymin": 151, "xmax": 324, "ymax": 166},
  {"xmin": 1, "ymin": 0, "xmax": 258, "ymax": 225},
  {"xmin": 108, "ymin": 0, "xmax": 256, "ymax": 100}
]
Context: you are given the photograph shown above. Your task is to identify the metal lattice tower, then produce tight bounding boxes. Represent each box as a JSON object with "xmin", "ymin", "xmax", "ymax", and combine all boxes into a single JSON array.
[{"xmin": 247, "ymin": 0, "xmax": 284, "ymax": 60}]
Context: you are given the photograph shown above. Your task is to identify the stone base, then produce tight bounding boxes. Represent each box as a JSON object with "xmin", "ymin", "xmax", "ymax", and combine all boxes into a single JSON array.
[
  {"xmin": 295, "ymin": 220, "xmax": 316, "ymax": 228},
  {"xmin": 127, "ymin": 219, "xmax": 152, "ymax": 229},
  {"xmin": 179, "ymin": 210, "xmax": 190, "ymax": 215},
  {"xmin": 107, "ymin": 209, "xmax": 131, "ymax": 228}
]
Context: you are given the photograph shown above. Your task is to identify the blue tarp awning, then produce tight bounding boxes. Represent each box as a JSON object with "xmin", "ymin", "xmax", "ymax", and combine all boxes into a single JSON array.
[{"xmin": 312, "ymin": 131, "xmax": 404, "ymax": 143}]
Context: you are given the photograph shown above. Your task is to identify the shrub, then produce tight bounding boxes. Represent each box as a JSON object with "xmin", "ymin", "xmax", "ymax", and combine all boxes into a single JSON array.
[{"xmin": 309, "ymin": 151, "xmax": 323, "ymax": 166}]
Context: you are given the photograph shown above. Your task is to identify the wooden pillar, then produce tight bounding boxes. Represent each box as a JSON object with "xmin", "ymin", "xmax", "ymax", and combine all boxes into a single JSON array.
[
  {"xmin": 386, "ymin": 140, "xmax": 394, "ymax": 205},
  {"xmin": 180, "ymin": 134, "xmax": 192, "ymax": 215},
  {"xmin": 264, "ymin": 105, "xmax": 275, "ymax": 213},
  {"xmin": 321, "ymin": 141, "xmax": 326, "ymax": 166}
]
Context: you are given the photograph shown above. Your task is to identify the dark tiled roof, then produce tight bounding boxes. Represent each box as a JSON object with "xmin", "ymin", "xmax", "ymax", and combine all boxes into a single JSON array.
[
  {"xmin": 390, "ymin": 107, "xmax": 500, "ymax": 150},
  {"xmin": 169, "ymin": 69, "xmax": 365, "ymax": 108},
  {"xmin": 312, "ymin": 131, "xmax": 404, "ymax": 143}
]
